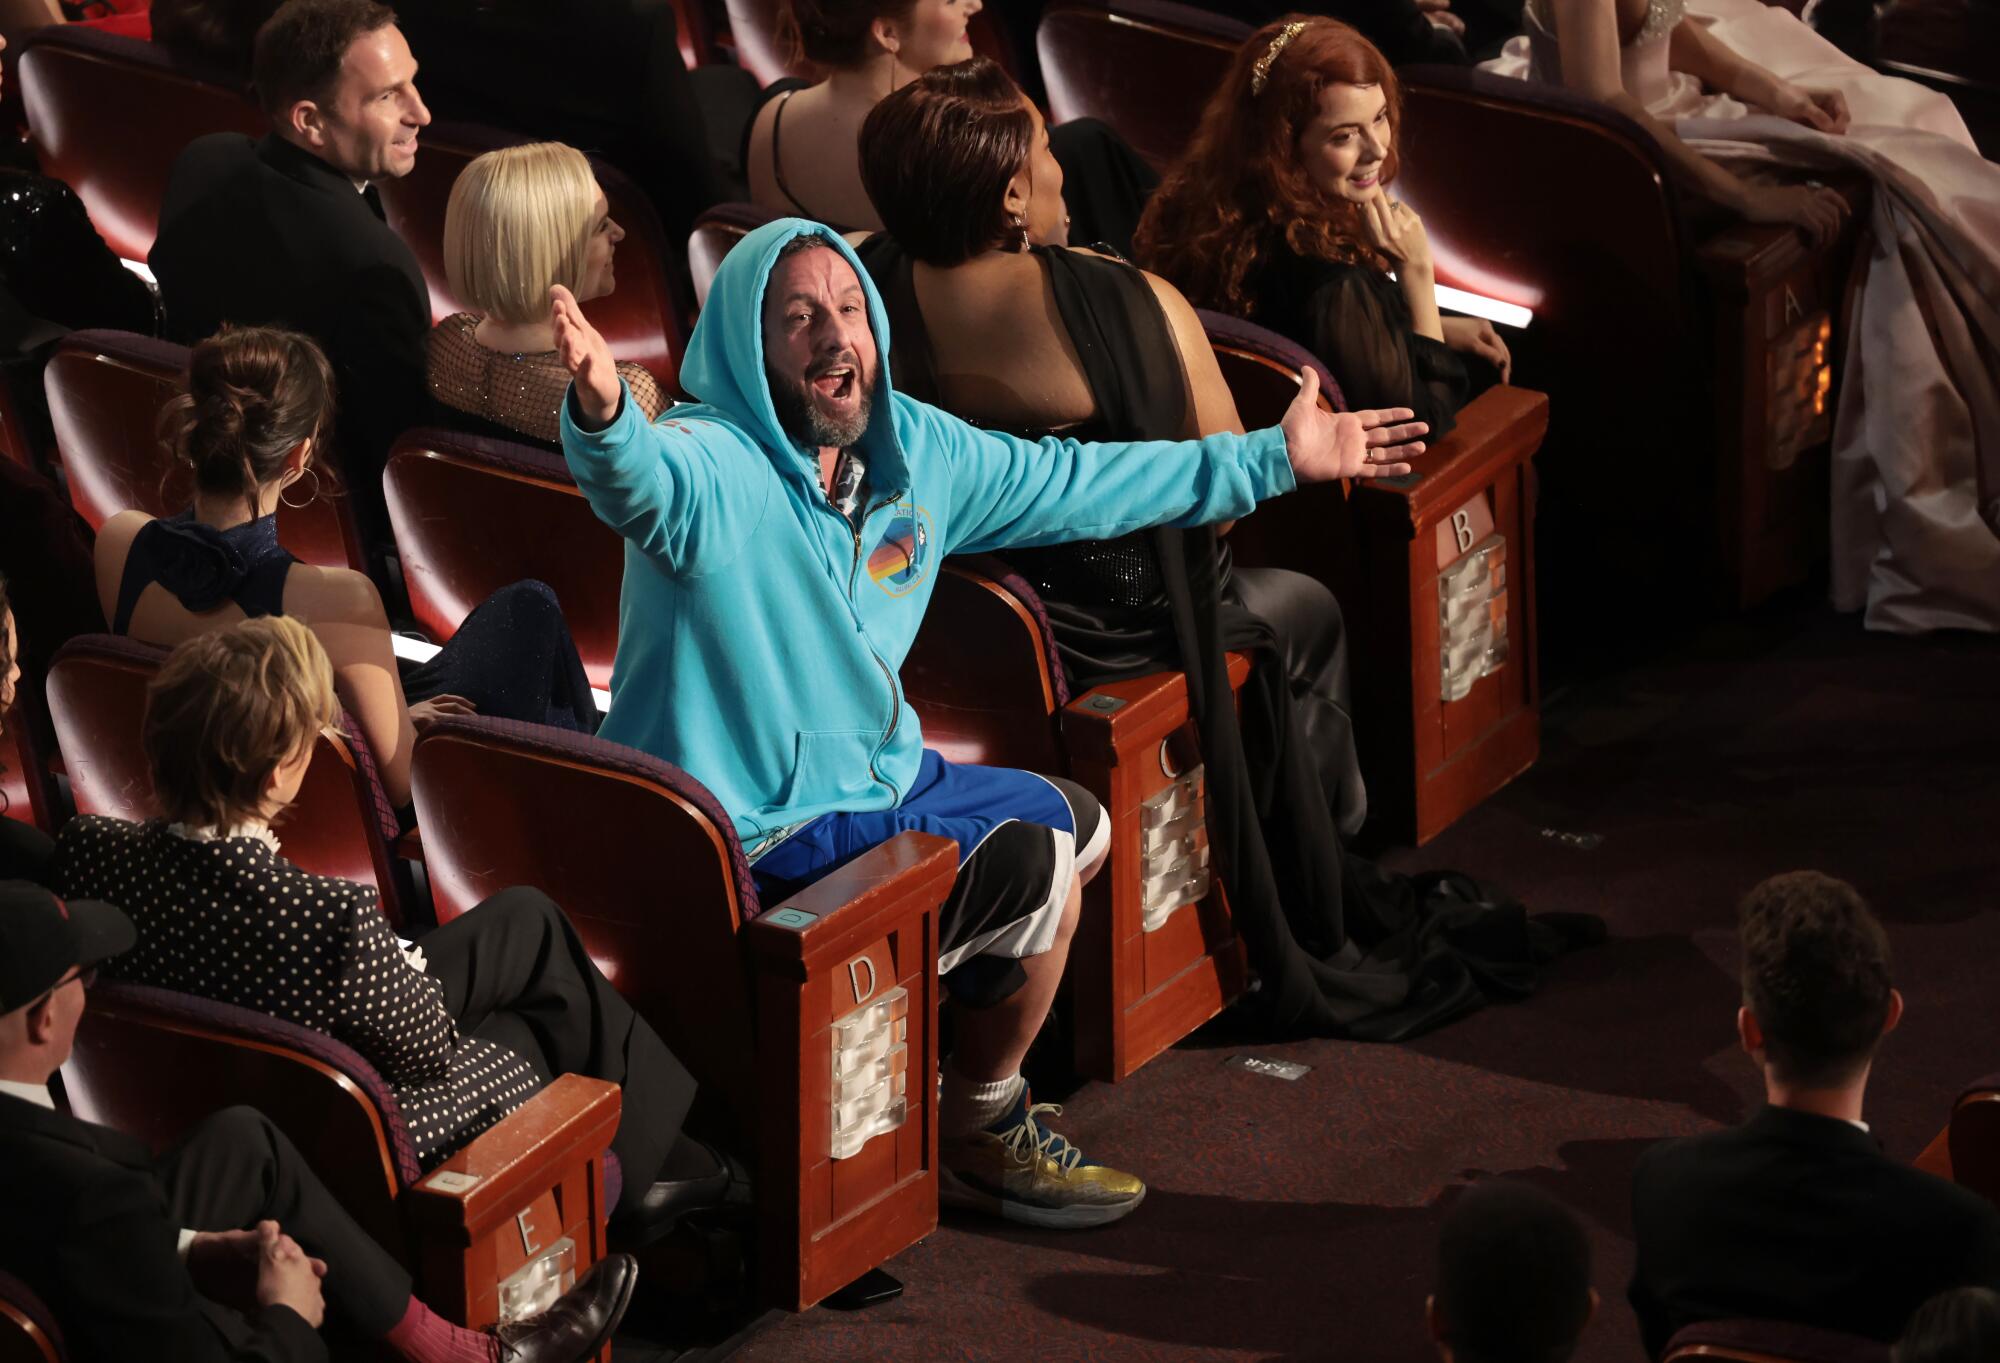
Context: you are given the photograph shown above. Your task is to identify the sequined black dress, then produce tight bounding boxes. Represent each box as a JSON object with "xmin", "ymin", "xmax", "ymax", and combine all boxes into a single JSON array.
[{"xmin": 112, "ymin": 511, "xmax": 599, "ymax": 735}]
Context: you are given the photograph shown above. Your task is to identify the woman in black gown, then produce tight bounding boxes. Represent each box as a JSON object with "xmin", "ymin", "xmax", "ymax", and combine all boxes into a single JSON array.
[
  {"xmin": 855, "ymin": 58, "xmax": 1577, "ymax": 1040},
  {"xmin": 92, "ymin": 326, "xmax": 596, "ymax": 820},
  {"xmin": 1135, "ymin": 17, "xmax": 1511, "ymax": 447}
]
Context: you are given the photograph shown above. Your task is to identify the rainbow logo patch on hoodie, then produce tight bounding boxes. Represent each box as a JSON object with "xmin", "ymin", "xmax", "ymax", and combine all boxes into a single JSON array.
[{"xmin": 868, "ymin": 505, "xmax": 933, "ymax": 597}]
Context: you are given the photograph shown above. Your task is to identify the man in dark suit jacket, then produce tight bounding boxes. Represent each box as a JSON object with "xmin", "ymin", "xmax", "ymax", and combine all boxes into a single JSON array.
[
  {"xmin": 149, "ymin": 0, "xmax": 436, "ymax": 585},
  {"xmin": 1629, "ymin": 872, "xmax": 2000, "ymax": 1357},
  {"xmin": 0, "ymin": 880, "xmax": 634, "ymax": 1362}
]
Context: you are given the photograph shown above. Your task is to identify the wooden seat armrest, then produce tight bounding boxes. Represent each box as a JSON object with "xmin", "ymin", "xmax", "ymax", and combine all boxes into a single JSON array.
[
  {"xmin": 744, "ymin": 831, "xmax": 958, "ymax": 980},
  {"xmin": 1353, "ymin": 385, "xmax": 1550, "ymax": 530},
  {"xmin": 1695, "ymin": 172, "xmax": 1869, "ymax": 290},
  {"xmin": 1062, "ymin": 655, "xmax": 1253, "ymax": 768},
  {"xmin": 403, "ymin": 1073, "xmax": 621, "ymax": 1244}
]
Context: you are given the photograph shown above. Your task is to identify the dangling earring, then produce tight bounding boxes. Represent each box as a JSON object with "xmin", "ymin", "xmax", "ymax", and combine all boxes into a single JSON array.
[
  {"xmin": 1009, "ymin": 210, "xmax": 1030, "ymax": 252},
  {"xmin": 278, "ymin": 467, "xmax": 321, "ymax": 509}
]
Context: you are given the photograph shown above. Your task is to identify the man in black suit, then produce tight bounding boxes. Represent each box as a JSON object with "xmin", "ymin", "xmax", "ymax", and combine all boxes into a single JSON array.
[
  {"xmin": 0, "ymin": 880, "xmax": 635, "ymax": 1363},
  {"xmin": 149, "ymin": 0, "xmax": 435, "ymax": 585},
  {"xmin": 1629, "ymin": 872, "xmax": 2000, "ymax": 1357}
]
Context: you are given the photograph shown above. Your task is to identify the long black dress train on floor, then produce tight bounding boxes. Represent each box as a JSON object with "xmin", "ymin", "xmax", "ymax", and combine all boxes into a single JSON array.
[{"xmin": 857, "ymin": 235, "xmax": 1583, "ymax": 1040}]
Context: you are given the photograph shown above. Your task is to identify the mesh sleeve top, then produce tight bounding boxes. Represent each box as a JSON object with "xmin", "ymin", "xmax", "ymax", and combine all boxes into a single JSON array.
[{"xmin": 428, "ymin": 311, "xmax": 668, "ymax": 448}]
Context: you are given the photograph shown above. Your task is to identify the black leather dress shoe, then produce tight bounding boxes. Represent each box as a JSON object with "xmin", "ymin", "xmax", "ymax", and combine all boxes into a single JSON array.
[
  {"xmin": 611, "ymin": 1142, "xmax": 753, "ymax": 1245},
  {"xmin": 495, "ymin": 1252, "xmax": 637, "ymax": 1363}
]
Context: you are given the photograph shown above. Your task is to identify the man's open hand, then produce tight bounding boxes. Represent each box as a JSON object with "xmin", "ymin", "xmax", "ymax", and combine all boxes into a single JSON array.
[
  {"xmin": 551, "ymin": 284, "xmax": 621, "ymax": 429},
  {"xmin": 1280, "ymin": 368, "xmax": 1427, "ymax": 484}
]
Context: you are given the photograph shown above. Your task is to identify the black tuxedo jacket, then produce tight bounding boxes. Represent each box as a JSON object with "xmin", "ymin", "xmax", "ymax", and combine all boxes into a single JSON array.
[
  {"xmin": 1630, "ymin": 1103, "xmax": 2000, "ymax": 1357},
  {"xmin": 149, "ymin": 132, "xmax": 434, "ymax": 556},
  {"xmin": 0, "ymin": 1092, "xmax": 325, "ymax": 1363}
]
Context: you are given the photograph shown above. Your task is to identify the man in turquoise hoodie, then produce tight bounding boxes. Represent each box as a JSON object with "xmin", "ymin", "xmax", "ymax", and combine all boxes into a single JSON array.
[{"xmin": 555, "ymin": 219, "xmax": 1425, "ymax": 1230}]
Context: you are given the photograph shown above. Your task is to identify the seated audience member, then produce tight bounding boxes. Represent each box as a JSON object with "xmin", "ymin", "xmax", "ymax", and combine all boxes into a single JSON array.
[
  {"xmin": 94, "ymin": 326, "xmax": 596, "ymax": 814},
  {"xmin": 744, "ymin": 0, "xmax": 1158, "ymax": 257},
  {"xmin": 431, "ymin": 143, "xmax": 669, "ymax": 449},
  {"xmin": 1897, "ymin": 1288, "xmax": 2000, "ymax": 1363},
  {"xmin": 554, "ymin": 217, "xmax": 1425, "ymax": 1226},
  {"xmin": 52, "ymin": 618, "xmax": 734, "ymax": 1237},
  {"xmin": 0, "ymin": 578, "xmax": 53, "ymax": 885},
  {"xmin": 854, "ymin": 59, "xmax": 1563, "ymax": 1039},
  {"xmin": 1629, "ymin": 872, "xmax": 2000, "ymax": 1355},
  {"xmin": 149, "ymin": 0, "xmax": 436, "ymax": 578},
  {"xmin": 1135, "ymin": 18, "xmax": 1510, "ymax": 444},
  {"xmin": 0, "ymin": 879, "xmax": 637, "ymax": 1363},
  {"xmin": 1430, "ymin": 1182, "xmax": 1597, "ymax": 1363}
]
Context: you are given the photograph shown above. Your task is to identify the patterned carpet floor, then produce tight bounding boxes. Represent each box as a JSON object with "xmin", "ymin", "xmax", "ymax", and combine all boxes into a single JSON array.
[{"xmin": 619, "ymin": 601, "xmax": 2000, "ymax": 1362}]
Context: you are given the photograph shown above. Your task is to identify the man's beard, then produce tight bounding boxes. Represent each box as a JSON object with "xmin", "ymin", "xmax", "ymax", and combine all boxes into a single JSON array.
[{"xmin": 768, "ymin": 362, "xmax": 873, "ymax": 450}]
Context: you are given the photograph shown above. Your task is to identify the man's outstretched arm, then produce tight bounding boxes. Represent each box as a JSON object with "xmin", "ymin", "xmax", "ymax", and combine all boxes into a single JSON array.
[
  {"xmin": 941, "ymin": 367, "xmax": 1426, "ymax": 556},
  {"xmin": 554, "ymin": 285, "xmax": 768, "ymax": 576}
]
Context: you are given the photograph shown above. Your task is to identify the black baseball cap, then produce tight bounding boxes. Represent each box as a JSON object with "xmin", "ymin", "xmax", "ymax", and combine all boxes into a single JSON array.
[{"xmin": 0, "ymin": 881, "xmax": 134, "ymax": 1014}]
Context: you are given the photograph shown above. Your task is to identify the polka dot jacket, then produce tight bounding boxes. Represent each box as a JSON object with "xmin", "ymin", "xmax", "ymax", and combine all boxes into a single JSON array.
[{"xmin": 53, "ymin": 815, "xmax": 543, "ymax": 1168}]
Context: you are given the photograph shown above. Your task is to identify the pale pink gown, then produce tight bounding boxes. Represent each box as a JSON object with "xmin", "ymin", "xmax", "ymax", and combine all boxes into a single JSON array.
[{"xmin": 1487, "ymin": 0, "xmax": 2000, "ymax": 633}]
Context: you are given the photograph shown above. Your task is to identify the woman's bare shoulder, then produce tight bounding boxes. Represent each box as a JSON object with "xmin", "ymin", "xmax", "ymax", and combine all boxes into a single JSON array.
[{"xmin": 284, "ymin": 562, "xmax": 387, "ymax": 629}]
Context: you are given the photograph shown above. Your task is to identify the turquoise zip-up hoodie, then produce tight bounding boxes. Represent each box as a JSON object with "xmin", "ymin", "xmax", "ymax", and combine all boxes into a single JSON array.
[{"xmin": 562, "ymin": 219, "xmax": 1297, "ymax": 851}]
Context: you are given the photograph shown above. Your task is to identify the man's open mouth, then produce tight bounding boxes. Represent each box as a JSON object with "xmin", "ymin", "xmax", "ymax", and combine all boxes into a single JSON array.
[{"xmin": 812, "ymin": 366, "xmax": 857, "ymax": 402}]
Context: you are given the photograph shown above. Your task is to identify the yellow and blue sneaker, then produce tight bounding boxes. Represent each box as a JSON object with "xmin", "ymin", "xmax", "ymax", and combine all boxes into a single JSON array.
[{"xmin": 939, "ymin": 1089, "xmax": 1146, "ymax": 1229}]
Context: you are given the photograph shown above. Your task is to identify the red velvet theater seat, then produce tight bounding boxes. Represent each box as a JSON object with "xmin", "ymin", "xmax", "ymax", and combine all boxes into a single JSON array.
[
  {"xmin": 0, "ymin": 1271, "xmax": 63, "ymax": 1363},
  {"xmin": 1663, "ymin": 1319, "xmax": 1890, "ymax": 1363},
  {"xmin": 18, "ymin": 27, "xmax": 261, "ymax": 265},
  {"xmin": 42, "ymin": 634, "xmax": 411, "ymax": 930},
  {"xmin": 408, "ymin": 716, "xmax": 957, "ymax": 1311},
  {"xmin": 1037, "ymin": 0, "xmax": 1247, "ymax": 173},
  {"xmin": 901, "ymin": 560, "xmax": 1253, "ymax": 1082},
  {"xmin": 690, "ymin": 202, "xmax": 778, "ymax": 313},
  {"xmin": 1203, "ymin": 312, "xmax": 1546, "ymax": 846},
  {"xmin": 64, "ymin": 981, "xmax": 621, "ymax": 1344},
  {"xmin": 1945, "ymin": 1071, "xmax": 2000, "ymax": 1209},
  {"xmin": 1394, "ymin": 65, "xmax": 1867, "ymax": 615},
  {"xmin": 385, "ymin": 430, "xmax": 623, "ymax": 692},
  {"xmin": 43, "ymin": 330, "xmax": 361, "ymax": 573}
]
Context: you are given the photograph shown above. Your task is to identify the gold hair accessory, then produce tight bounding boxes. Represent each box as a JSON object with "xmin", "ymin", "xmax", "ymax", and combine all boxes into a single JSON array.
[{"xmin": 1250, "ymin": 21, "xmax": 1307, "ymax": 97}]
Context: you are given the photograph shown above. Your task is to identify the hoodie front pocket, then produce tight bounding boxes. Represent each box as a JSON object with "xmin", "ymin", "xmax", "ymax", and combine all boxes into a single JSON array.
[{"xmin": 778, "ymin": 729, "xmax": 883, "ymax": 811}]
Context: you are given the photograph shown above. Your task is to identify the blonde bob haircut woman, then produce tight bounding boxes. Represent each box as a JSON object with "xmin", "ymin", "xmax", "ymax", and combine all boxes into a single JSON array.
[{"xmin": 444, "ymin": 142, "xmax": 601, "ymax": 326}]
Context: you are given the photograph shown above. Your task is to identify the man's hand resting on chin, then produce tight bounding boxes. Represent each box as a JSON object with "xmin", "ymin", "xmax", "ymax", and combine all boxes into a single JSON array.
[{"xmin": 1281, "ymin": 368, "xmax": 1427, "ymax": 484}]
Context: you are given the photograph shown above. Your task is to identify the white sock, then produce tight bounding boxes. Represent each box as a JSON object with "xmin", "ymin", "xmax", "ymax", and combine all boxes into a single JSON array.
[{"xmin": 940, "ymin": 1063, "xmax": 1025, "ymax": 1138}]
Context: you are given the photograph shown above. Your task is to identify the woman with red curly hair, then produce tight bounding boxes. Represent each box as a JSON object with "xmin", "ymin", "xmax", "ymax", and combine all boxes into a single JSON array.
[{"xmin": 1136, "ymin": 16, "xmax": 1509, "ymax": 442}]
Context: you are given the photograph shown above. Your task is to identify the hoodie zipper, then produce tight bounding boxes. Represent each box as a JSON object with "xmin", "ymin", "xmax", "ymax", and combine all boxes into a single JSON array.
[{"xmin": 842, "ymin": 494, "xmax": 901, "ymax": 786}]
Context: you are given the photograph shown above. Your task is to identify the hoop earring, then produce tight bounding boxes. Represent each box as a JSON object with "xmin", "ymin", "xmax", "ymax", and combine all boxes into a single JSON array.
[{"xmin": 278, "ymin": 467, "xmax": 321, "ymax": 510}]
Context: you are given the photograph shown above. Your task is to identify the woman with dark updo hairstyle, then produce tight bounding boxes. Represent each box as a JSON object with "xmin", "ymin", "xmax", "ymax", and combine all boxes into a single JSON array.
[
  {"xmin": 854, "ymin": 58, "xmax": 1555, "ymax": 1043},
  {"xmin": 1137, "ymin": 16, "xmax": 1510, "ymax": 443},
  {"xmin": 741, "ymin": 0, "xmax": 1158, "ymax": 255},
  {"xmin": 92, "ymin": 326, "xmax": 597, "ymax": 816}
]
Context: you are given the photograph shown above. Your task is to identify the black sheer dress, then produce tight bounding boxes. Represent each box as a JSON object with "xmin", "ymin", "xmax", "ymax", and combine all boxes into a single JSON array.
[
  {"xmin": 857, "ymin": 237, "xmax": 1580, "ymax": 1040},
  {"xmin": 111, "ymin": 511, "xmax": 599, "ymax": 765},
  {"xmin": 1246, "ymin": 246, "xmax": 1500, "ymax": 445}
]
